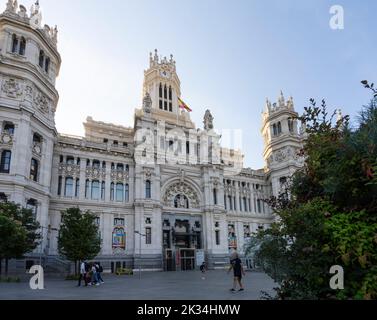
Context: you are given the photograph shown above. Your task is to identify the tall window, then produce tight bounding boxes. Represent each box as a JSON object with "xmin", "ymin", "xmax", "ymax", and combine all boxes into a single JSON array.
[
  {"xmin": 228, "ymin": 196, "xmax": 233, "ymax": 211},
  {"xmin": 0, "ymin": 150, "xmax": 11, "ymax": 173},
  {"xmin": 215, "ymin": 230, "xmax": 220, "ymax": 246},
  {"xmin": 45, "ymin": 57, "xmax": 50, "ymax": 73},
  {"xmin": 39, "ymin": 50, "xmax": 44, "ymax": 68},
  {"xmin": 19, "ymin": 37, "xmax": 26, "ymax": 55},
  {"xmin": 116, "ymin": 183, "xmax": 124, "ymax": 202},
  {"xmin": 85, "ymin": 180, "xmax": 90, "ymax": 198},
  {"xmin": 159, "ymin": 83, "xmax": 163, "ymax": 109},
  {"xmin": 101, "ymin": 182, "xmax": 105, "ymax": 200},
  {"xmin": 213, "ymin": 189, "xmax": 218, "ymax": 205},
  {"xmin": 146, "ymin": 227, "xmax": 152, "ymax": 245},
  {"xmin": 110, "ymin": 182, "xmax": 114, "ymax": 201},
  {"xmin": 145, "ymin": 180, "xmax": 151, "ymax": 199},
  {"xmin": 224, "ymin": 195, "xmax": 227, "ymax": 210},
  {"xmin": 11, "ymin": 34, "xmax": 18, "ymax": 53},
  {"xmin": 243, "ymin": 197, "xmax": 247, "ymax": 212},
  {"xmin": 257, "ymin": 199, "xmax": 262, "ymax": 213},
  {"xmin": 64, "ymin": 177, "xmax": 74, "ymax": 197},
  {"xmin": 26, "ymin": 199, "xmax": 38, "ymax": 219},
  {"xmin": 273, "ymin": 124, "xmax": 278, "ymax": 136},
  {"xmin": 125, "ymin": 184, "xmax": 129, "ymax": 202},
  {"xmin": 288, "ymin": 119, "xmax": 294, "ymax": 133},
  {"xmin": 58, "ymin": 176, "xmax": 62, "ymax": 196},
  {"xmin": 75, "ymin": 179, "xmax": 80, "ymax": 198},
  {"xmin": 66, "ymin": 156, "xmax": 74, "ymax": 165},
  {"xmin": 91, "ymin": 180, "xmax": 100, "ymax": 200},
  {"xmin": 30, "ymin": 158, "xmax": 39, "ymax": 182},
  {"xmin": 93, "ymin": 160, "xmax": 100, "ymax": 168},
  {"xmin": 278, "ymin": 122, "xmax": 282, "ymax": 134}
]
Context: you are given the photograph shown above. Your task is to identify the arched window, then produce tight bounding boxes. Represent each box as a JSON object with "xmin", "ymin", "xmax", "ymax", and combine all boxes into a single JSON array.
[
  {"xmin": 101, "ymin": 181, "xmax": 105, "ymax": 200},
  {"xmin": 243, "ymin": 197, "xmax": 247, "ymax": 212},
  {"xmin": 64, "ymin": 177, "xmax": 74, "ymax": 197},
  {"xmin": 277, "ymin": 122, "xmax": 282, "ymax": 135},
  {"xmin": 288, "ymin": 119, "xmax": 294, "ymax": 133},
  {"xmin": 164, "ymin": 85, "xmax": 167, "ymax": 99},
  {"xmin": 116, "ymin": 183, "xmax": 124, "ymax": 202},
  {"xmin": 39, "ymin": 50, "xmax": 44, "ymax": 68},
  {"xmin": 45, "ymin": 57, "xmax": 50, "ymax": 73},
  {"xmin": 116, "ymin": 163, "xmax": 124, "ymax": 171},
  {"xmin": 110, "ymin": 182, "xmax": 114, "ymax": 201},
  {"xmin": 125, "ymin": 184, "xmax": 129, "ymax": 202},
  {"xmin": 11, "ymin": 34, "xmax": 18, "ymax": 53},
  {"xmin": 3, "ymin": 123, "xmax": 15, "ymax": 135},
  {"xmin": 112, "ymin": 227, "xmax": 125, "ymax": 249},
  {"xmin": 66, "ymin": 156, "xmax": 74, "ymax": 165},
  {"xmin": 145, "ymin": 180, "xmax": 151, "ymax": 199},
  {"xmin": 169, "ymin": 86, "xmax": 172, "ymax": 101},
  {"xmin": 91, "ymin": 180, "xmax": 100, "ymax": 200},
  {"xmin": 159, "ymin": 83, "xmax": 163, "ymax": 98},
  {"xmin": 273, "ymin": 124, "xmax": 277, "ymax": 136},
  {"xmin": 30, "ymin": 158, "xmax": 39, "ymax": 182},
  {"xmin": 92, "ymin": 160, "xmax": 100, "ymax": 168},
  {"xmin": 125, "ymin": 164, "xmax": 129, "ymax": 172},
  {"xmin": 19, "ymin": 37, "xmax": 26, "ymax": 55},
  {"xmin": 0, "ymin": 150, "xmax": 12, "ymax": 173}
]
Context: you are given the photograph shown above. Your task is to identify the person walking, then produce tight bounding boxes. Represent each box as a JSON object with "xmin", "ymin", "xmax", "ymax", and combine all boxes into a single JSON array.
[
  {"xmin": 77, "ymin": 261, "xmax": 87, "ymax": 287},
  {"xmin": 228, "ymin": 251, "xmax": 246, "ymax": 292},
  {"xmin": 91, "ymin": 263, "xmax": 100, "ymax": 286},
  {"xmin": 96, "ymin": 262, "xmax": 104, "ymax": 284}
]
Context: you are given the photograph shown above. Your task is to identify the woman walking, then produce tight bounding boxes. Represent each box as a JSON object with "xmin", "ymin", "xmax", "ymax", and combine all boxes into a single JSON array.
[{"xmin": 228, "ymin": 251, "xmax": 246, "ymax": 292}]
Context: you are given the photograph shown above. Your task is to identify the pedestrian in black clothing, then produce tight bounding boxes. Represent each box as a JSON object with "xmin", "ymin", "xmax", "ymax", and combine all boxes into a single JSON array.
[{"xmin": 228, "ymin": 251, "xmax": 246, "ymax": 292}]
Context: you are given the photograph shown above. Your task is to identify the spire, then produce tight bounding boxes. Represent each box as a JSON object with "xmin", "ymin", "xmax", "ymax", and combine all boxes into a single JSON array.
[{"xmin": 278, "ymin": 90, "xmax": 285, "ymax": 107}]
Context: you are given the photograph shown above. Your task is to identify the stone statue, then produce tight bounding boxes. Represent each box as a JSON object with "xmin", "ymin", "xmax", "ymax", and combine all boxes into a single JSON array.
[
  {"xmin": 18, "ymin": 5, "xmax": 27, "ymax": 18},
  {"xmin": 143, "ymin": 92, "xmax": 152, "ymax": 113},
  {"xmin": 203, "ymin": 109, "xmax": 214, "ymax": 130},
  {"xmin": 6, "ymin": 0, "xmax": 17, "ymax": 13}
]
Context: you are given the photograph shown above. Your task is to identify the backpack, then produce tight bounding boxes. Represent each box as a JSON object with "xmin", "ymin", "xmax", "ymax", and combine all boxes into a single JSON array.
[{"xmin": 98, "ymin": 265, "xmax": 103, "ymax": 273}]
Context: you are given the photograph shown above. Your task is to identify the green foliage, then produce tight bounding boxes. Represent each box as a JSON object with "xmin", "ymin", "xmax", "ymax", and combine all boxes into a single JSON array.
[
  {"xmin": 57, "ymin": 207, "xmax": 101, "ymax": 274},
  {"xmin": 247, "ymin": 88, "xmax": 377, "ymax": 300},
  {"xmin": 0, "ymin": 202, "xmax": 41, "ymax": 274}
]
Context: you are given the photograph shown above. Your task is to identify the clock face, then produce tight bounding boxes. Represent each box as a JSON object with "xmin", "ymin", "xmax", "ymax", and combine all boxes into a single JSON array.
[{"xmin": 161, "ymin": 70, "xmax": 170, "ymax": 79}]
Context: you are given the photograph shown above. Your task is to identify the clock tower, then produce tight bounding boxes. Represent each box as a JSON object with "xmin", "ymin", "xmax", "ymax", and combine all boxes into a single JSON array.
[{"xmin": 143, "ymin": 49, "xmax": 181, "ymax": 116}]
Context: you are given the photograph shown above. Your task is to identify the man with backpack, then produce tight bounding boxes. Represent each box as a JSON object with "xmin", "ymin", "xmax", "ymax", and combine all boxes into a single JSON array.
[{"xmin": 95, "ymin": 262, "xmax": 104, "ymax": 284}]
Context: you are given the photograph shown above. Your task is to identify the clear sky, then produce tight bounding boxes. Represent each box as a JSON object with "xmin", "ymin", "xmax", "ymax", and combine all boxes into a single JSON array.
[{"xmin": 10, "ymin": 0, "xmax": 377, "ymax": 169}]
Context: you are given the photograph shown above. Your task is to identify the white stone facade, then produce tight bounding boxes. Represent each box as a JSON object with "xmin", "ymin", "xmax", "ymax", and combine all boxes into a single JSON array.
[{"xmin": 0, "ymin": 2, "xmax": 304, "ymax": 272}]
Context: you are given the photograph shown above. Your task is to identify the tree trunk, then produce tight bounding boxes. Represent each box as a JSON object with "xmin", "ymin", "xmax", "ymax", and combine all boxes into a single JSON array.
[
  {"xmin": 0, "ymin": 258, "xmax": 2, "ymax": 275},
  {"xmin": 74, "ymin": 260, "xmax": 77, "ymax": 276}
]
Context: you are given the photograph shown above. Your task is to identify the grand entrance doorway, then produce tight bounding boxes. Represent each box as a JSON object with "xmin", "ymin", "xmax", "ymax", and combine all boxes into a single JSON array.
[{"xmin": 162, "ymin": 215, "xmax": 203, "ymax": 271}]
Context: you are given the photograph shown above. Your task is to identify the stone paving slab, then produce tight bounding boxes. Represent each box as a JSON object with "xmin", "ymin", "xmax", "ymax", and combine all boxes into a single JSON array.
[{"xmin": 0, "ymin": 271, "xmax": 277, "ymax": 300}]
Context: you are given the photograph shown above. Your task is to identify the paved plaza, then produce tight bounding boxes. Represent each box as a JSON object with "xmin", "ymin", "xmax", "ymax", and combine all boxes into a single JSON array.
[{"xmin": 0, "ymin": 271, "xmax": 277, "ymax": 300}]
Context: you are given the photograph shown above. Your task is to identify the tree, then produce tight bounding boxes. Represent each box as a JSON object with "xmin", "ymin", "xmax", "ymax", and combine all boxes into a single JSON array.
[
  {"xmin": 247, "ymin": 88, "xmax": 377, "ymax": 300},
  {"xmin": 0, "ymin": 202, "xmax": 40, "ymax": 275},
  {"xmin": 57, "ymin": 208, "xmax": 101, "ymax": 275}
]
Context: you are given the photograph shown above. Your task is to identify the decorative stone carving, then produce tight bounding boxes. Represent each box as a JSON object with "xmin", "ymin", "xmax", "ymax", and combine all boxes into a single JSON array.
[
  {"xmin": 145, "ymin": 168, "xmax": 152, "ymax": 180},
  {"xmin": 111, "ymin": 169, "xmax": 129, "ymax": 182},
  {"xmin": 86, "ymin": 167, "xmax": 106, "ymax": 180},
  {"xmin": 143, "ymin": 92, "xmax": 152, "ymax": 114},
  {"xmin": 1, "ymin": 78, "xmax": 22, "ymax": 98},
  {"xmin": 203, "ymin": 109, "xmax": 214, "ymax": 130},
  {"xmin": 58, "ymin": 163, "xmax": 80, "ymax": 177},
  {"xmin": 32, "ymin": 142, "xmax": 42, "ymax": 156},
  {"xmin": 5, "ymin": 0, "xmax": 17, "ymax": 14},
  {"xmin": 163, "ymin": 182, "xmax": 200, "ymax": 209},
  {"xmin": 0, "ymin": 133, "xmax": 13, "ymax": 145},
  {"xmin": 34, "ymin": 91, "xmax": 50, "ymax": 113}
]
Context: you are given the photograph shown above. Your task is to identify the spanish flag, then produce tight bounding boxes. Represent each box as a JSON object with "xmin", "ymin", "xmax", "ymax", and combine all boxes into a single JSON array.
[{"xmin": 178, "ymin": 97, "xmax": 192, "ymax": 112}]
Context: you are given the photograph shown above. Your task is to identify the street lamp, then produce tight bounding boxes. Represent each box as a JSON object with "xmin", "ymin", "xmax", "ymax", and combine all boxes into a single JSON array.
[{"xmin": 134, "ymin": 231, "xmax": 146, "ymax": 279}]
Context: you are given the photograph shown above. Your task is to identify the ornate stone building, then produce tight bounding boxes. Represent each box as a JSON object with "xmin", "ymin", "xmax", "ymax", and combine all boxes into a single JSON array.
[{"xmin": 0, "ymin": 2, "xmax": 304, "ymax": 273}]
